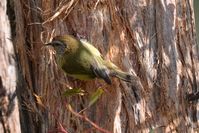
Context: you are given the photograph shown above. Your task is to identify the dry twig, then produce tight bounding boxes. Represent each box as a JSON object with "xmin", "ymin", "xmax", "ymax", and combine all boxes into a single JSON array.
[{"xmin": 66, "ymin": 104, "xmax": 112, "ymax": 133}]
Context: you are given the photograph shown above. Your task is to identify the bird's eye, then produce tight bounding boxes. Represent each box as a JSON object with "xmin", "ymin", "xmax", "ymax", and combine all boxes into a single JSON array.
[
  {"xmin": 52, "ymin": 40, "xmax": 66, "ymax": 48},
  {"xmin": 54, "ymin": 43, "xmax": 60, "ymax": 46}
]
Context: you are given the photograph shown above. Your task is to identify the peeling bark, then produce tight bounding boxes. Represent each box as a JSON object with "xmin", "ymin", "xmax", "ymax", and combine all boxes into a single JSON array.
[{"xmin": 0, "ymin": 0, "xmax": 21, "ymax": 132}]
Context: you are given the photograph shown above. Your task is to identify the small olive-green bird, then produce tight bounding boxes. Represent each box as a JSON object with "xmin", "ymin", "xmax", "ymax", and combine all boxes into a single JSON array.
[{"xmin": 46, "ymin": 35, "xmax": 133, "ymax": 84}]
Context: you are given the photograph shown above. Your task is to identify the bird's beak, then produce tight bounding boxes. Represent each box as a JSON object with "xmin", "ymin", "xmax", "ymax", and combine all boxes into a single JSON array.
[
  {"xmin": 45, "ymin": 42, "xmax": 53, "ymax": 46},
  {"xmin": 40, "ymin": 42, "xmax": 53, "ymax": 50}
]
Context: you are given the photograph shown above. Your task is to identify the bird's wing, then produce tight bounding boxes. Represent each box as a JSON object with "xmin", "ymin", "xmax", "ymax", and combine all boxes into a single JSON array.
[
  {"xmin": 80, "ymin": 39, "xmax": 102, "ymax": 57},
  {"xmin": 90, "ymin": 62, "xmax": 112, "ymax": 84},
  {"xmin": 80, "ymin": 39, "xmax": 112, "ymax": 84}
]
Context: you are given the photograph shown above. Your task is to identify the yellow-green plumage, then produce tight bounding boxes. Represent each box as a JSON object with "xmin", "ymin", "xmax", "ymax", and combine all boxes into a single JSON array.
[{"xmin": 46, "ymin": 35, "xmax": 132, "ymax": 84}]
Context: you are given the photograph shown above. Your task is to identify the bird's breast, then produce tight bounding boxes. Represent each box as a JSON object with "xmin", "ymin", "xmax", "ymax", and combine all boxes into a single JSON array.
[{"xmin": 56, "ymin": 53, "xmax": 96, "ymax": 80}]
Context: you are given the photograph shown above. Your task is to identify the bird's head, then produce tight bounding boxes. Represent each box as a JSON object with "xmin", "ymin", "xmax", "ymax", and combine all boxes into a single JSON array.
[
  {"xmin": 46, "ymin": 38, "xmax": 67, "ymax": 55},
  {"xmin": 45, "ymin": 35, "xmax": 79, "ymax": 55}
]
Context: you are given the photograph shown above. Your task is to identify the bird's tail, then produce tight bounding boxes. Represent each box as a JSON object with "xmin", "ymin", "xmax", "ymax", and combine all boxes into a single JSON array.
[
  {"xmin": 110, "ymin": 69, "xmax": 133, "ymax": 83},
  {"xmin": 104, "ymin": 61, "xmax": 135, "ymax": 83}
]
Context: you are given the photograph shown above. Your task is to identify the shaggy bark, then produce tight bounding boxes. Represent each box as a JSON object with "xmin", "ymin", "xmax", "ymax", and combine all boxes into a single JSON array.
[
  {"xmin": 0, "ymin": 0, "xmax": 21, "ymax": 132},
  {"xmin": 8, "ymin": 0, "xmax": 199, "ymax": 133}
]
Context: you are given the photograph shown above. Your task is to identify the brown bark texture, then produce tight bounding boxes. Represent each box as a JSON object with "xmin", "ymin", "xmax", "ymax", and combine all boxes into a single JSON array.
[
  {"xmin": 8, "ymin": 0, "xmax": 199, "ymax": 133},
  {"xmin": 0, "ymin": 0, "xmax": 21, "ymax": 132}
]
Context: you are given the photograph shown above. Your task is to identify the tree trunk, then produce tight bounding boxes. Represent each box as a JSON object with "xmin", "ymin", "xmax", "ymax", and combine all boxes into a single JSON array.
[
  {"xmin": 194, "ymin": 0, "xmax": 199, "ymax": 44},
  {"xmin": 0, "ymin": 0, "xmax": 21, "ymax": 132},
  {"xmin": 7, "ymin": 0, "xmax": 199, "ymax": 133}
]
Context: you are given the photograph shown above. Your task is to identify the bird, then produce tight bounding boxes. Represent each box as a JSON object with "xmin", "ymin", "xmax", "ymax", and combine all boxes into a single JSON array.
[{"xmin": 45, "ymin": 34, "xmax": 133, "ymax": 84}]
